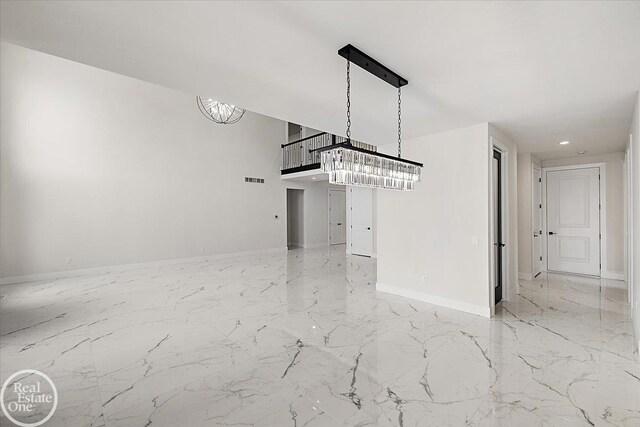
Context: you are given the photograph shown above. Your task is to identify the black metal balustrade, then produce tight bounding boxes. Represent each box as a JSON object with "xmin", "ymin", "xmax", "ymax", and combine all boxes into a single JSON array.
[{"xmin": 281, "ymin": 132, "xmax": 376, "ymax": 174}]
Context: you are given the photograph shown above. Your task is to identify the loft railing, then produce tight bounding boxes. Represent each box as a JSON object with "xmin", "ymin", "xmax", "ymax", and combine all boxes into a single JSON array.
[
  {"xmin": 281, "ymin": 132, "xmax": 376, "ymax": 174},
  {"xmin": 281, "ymin": 132, "xmax": 340, "ymax": 173}
]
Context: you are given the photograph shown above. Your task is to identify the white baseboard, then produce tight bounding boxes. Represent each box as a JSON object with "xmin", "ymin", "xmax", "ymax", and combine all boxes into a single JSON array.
[
  {"xmin": 376, "ymin": 282, "xmax": 491, "ymax": 318},
  {"xmin": 601, "ymin": 271, "xmax": 625, "ymax": 281},
  {"xmin": 345, "ymin": 248, "xmax": 375, "ymax": 257},
  {"xmin": 517, "ymin": 270, "xmax": 625, "ymax": 282},
  {"xmin": 304, "ymin": 242, "xmax": 329, "ymax": 249},
  {"xmin": 518, "ymin": 272, "xmax": 533, "ymax": 281},
  {"xmin": 0, "ymin": 247, "xmax": 288, "ymax": 285}
]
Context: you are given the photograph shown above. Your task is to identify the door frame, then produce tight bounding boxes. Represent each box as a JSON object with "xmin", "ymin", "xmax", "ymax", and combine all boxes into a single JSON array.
[
  {"xmin": 328, "ymin": 187, "xmax": 346, "ymax": 245},
  {"xmin": 625, "ymin": 136, "xmax": 633, "ymax": 305},
  {"xmin": 541, "ymin": 162, "xmax": 606, "ymax": 277},
  {"xmin": 488, "ymin": 137, "xmax": 511, "ymax": 312},
  {"xmin": 493, "ymin": 149, "xmax": 504, "ymax": 305},
  {"xmin": 532, "ymin": 165, "xmax": 542, "ymax": 277}
]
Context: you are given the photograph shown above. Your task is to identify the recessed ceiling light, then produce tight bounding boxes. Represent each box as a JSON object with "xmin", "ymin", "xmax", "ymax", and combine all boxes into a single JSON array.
[
  {"xmin": 312, "ymin": 177, "xmax": 316, "ymax": 180},
  {"xmin": 578, "ymin": 151, "xmax": 586, "ymax": 155},
  {"xmin": 558, "ymin": 140, "xmax": 570, "ymax": 145}
]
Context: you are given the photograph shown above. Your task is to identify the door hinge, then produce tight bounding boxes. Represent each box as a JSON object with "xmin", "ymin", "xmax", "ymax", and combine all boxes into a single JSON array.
[
  {"xmin": 538, "ymin": 178, "xmax": 541, "ymax": 183},
  {"xmin": 540, "ymin": 256, "xmax": 542, "ymax": 261},
  {"xmin": 599, "ymin": 234, "xmax": 601, "ymax": 239},
  {"xmin": 539, "ymin": 204, "xmax": 542, "ymax": 209}
]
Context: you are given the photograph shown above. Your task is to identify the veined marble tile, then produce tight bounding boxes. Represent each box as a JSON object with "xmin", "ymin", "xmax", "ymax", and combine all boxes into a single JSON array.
[
  {"xmin": 0, "ymin": 337, "xmax": 104, "ymax": 427},
  {"xmin": 1, "ymin": 249, "xmax": 638, "ymax": 426},
  {"xmin": 104, "ymin": 358, "xmax": 312, "ymax": 426},
  {"xmin": 373, "ymin": 326, "xmax": 499, "ymax": 427}
]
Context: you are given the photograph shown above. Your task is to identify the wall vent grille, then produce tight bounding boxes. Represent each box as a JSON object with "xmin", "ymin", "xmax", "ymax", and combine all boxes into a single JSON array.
[{"xmin": 244, "ymin": 177, "xmax": 265, "ymax": 184}]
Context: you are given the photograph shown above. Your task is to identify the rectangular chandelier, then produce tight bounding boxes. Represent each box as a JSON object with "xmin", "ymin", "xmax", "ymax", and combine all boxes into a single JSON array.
[
  {"xmin": 322, "ymin": 44, "xmax": 422, "ymax": 191},
  {"xmin": 317, "ymin": 142, "xmax": 422, "ymax": 191}
]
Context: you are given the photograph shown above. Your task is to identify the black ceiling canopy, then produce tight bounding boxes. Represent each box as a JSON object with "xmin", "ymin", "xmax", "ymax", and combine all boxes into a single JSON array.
[{"xmin": 338, "ymin": 44, "xmax": 408, "ymax": 88}]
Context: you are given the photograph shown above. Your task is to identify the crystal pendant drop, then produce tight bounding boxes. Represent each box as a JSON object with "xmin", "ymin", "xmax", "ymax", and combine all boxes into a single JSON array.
[{"xmin": 320, "ymin": 147, "xmax": 421, "ymax": 191}]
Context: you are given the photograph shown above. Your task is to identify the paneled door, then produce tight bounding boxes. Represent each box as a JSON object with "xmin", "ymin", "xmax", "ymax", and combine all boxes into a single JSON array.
[
  {"xmin": 350, "ymin": 187, "xmax": 373, "ymax": 257},
  {"xmin": 546, "ymin": 167, "xmax": 600, "ymax": 276},
  {"xmin": 329, "ymin": 190, "xmax": 346, "ymax": 245}
]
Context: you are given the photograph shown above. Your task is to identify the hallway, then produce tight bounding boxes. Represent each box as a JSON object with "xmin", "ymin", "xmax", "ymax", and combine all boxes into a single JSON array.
[
  {"xmin": 489, "ymin": 273, "xmax": 639, "ymax": 426},
  {"xmin": 0, "ymin": 248, "xmax": 638, "ymax": 426}
]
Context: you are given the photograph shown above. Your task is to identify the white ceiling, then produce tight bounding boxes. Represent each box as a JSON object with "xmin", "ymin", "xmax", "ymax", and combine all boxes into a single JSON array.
[{"xmin": 1, "ymin": 1, "xmax": 639, "ymax": 159}]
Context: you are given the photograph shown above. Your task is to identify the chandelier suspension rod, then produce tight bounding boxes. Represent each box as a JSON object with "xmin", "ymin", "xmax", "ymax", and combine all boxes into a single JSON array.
[
  {"xmin": 339, "ymin": 44, "xmax": 408, "ymax": 158},
  {"xmin": 398, "ymin": 87, "xmax": 402, "ymax": 158},
  {"xmin": 346, "ymin": 60, "xmax": 351, "ymax": 142}
]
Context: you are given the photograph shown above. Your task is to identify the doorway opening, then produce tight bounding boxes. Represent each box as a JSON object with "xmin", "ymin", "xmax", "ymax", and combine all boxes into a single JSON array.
[
  {"xmin": 286, "ymin": 189, "xmax": 304, "ymax": 249},
  {"xmin": 533, "ymin": 167, "xmax": 543, "ymax": 277},
  {"xmin": 329, "ymin": 189, "xmax": 346, "ymax": 245},
  {"xmin": 626, "ymin": 139, "xmax": 634, "ymax": 305},
  {"xmin": 492, "ymin": 149, "xmax": 505, "ymax": 304}
]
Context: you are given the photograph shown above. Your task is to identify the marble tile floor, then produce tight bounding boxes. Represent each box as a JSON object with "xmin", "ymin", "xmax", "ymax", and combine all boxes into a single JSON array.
[{"xmin": 1, "ymin": 245, "xmax": 638, "ymax": 426}]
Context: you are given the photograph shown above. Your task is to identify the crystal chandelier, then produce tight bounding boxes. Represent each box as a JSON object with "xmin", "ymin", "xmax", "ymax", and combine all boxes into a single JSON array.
[
  {"xmin": 320, "ymin": 146, "xmax": 421, "ymax": 191},
  {"xmin": 316, "ymin": 45, "xmax": 422, "ymax": 191},
  {"xmin": 196, "ymin": 96, "xmax": 245, "ymax": 124}
]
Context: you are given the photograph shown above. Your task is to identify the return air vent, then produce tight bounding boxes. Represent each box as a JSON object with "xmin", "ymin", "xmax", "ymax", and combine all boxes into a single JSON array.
[{"xmin": 244, "ymin": 177, "xmax": 265, "ymax": 184}]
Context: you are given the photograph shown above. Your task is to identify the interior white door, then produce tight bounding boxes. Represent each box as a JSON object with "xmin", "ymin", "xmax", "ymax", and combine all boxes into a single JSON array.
[
  {"xmin": 329, "ymin": 190, "xmax": 346, "ymax": 245},
  {"xmin": 546, "ymin": 167, "xmax": 600, "ymax": 276},
  {"xmin": 533, "ymin": 168, "xmax": 543, "ymax": 277},
  {"xmin": 350, "ymin": 187, "xmax": 373, "ymax": 256}
]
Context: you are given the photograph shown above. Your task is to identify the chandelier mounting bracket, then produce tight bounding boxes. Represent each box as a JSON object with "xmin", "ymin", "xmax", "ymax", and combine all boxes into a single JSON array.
[{"xmin": 338, "ymin": 44, "xmax": 408, "ymax": 88}]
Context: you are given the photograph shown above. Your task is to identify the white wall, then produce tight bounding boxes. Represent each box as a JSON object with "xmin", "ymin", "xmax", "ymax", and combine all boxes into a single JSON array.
[
  {"xmin": 0, "ymin": 42, "xmax": 289, "ymax": 281},
  {"xmin": 286, "ymin": 124, "xmax": 322, "ymax": 143},
  {"xmin": 286, "ymin": 189, "xmax": 304, "ymax": 247},
  {"xmin": 517, "ymin": 152, "xmax": 542, "ymax": 279},
  {"xmin": 628, "ymin": 91, "xmax": 640, "ymax": 348},
  {"xmin": 377, "ymin": 123, "xmax": 495, "ymax": 317},
  {"xmin": 372, "ymin": 189, "xmax": 378, "ymax": 256},
  {"xmin": 542, "ymin": 152, "xmax": 625, "ymax": 278},
  {"xmin": 301, "ymin": 126, "xmax": 322, "ymax": 138},
  {"xmin": 287, "ymin": 122, "xmax": 301, "ymax": 143}
]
